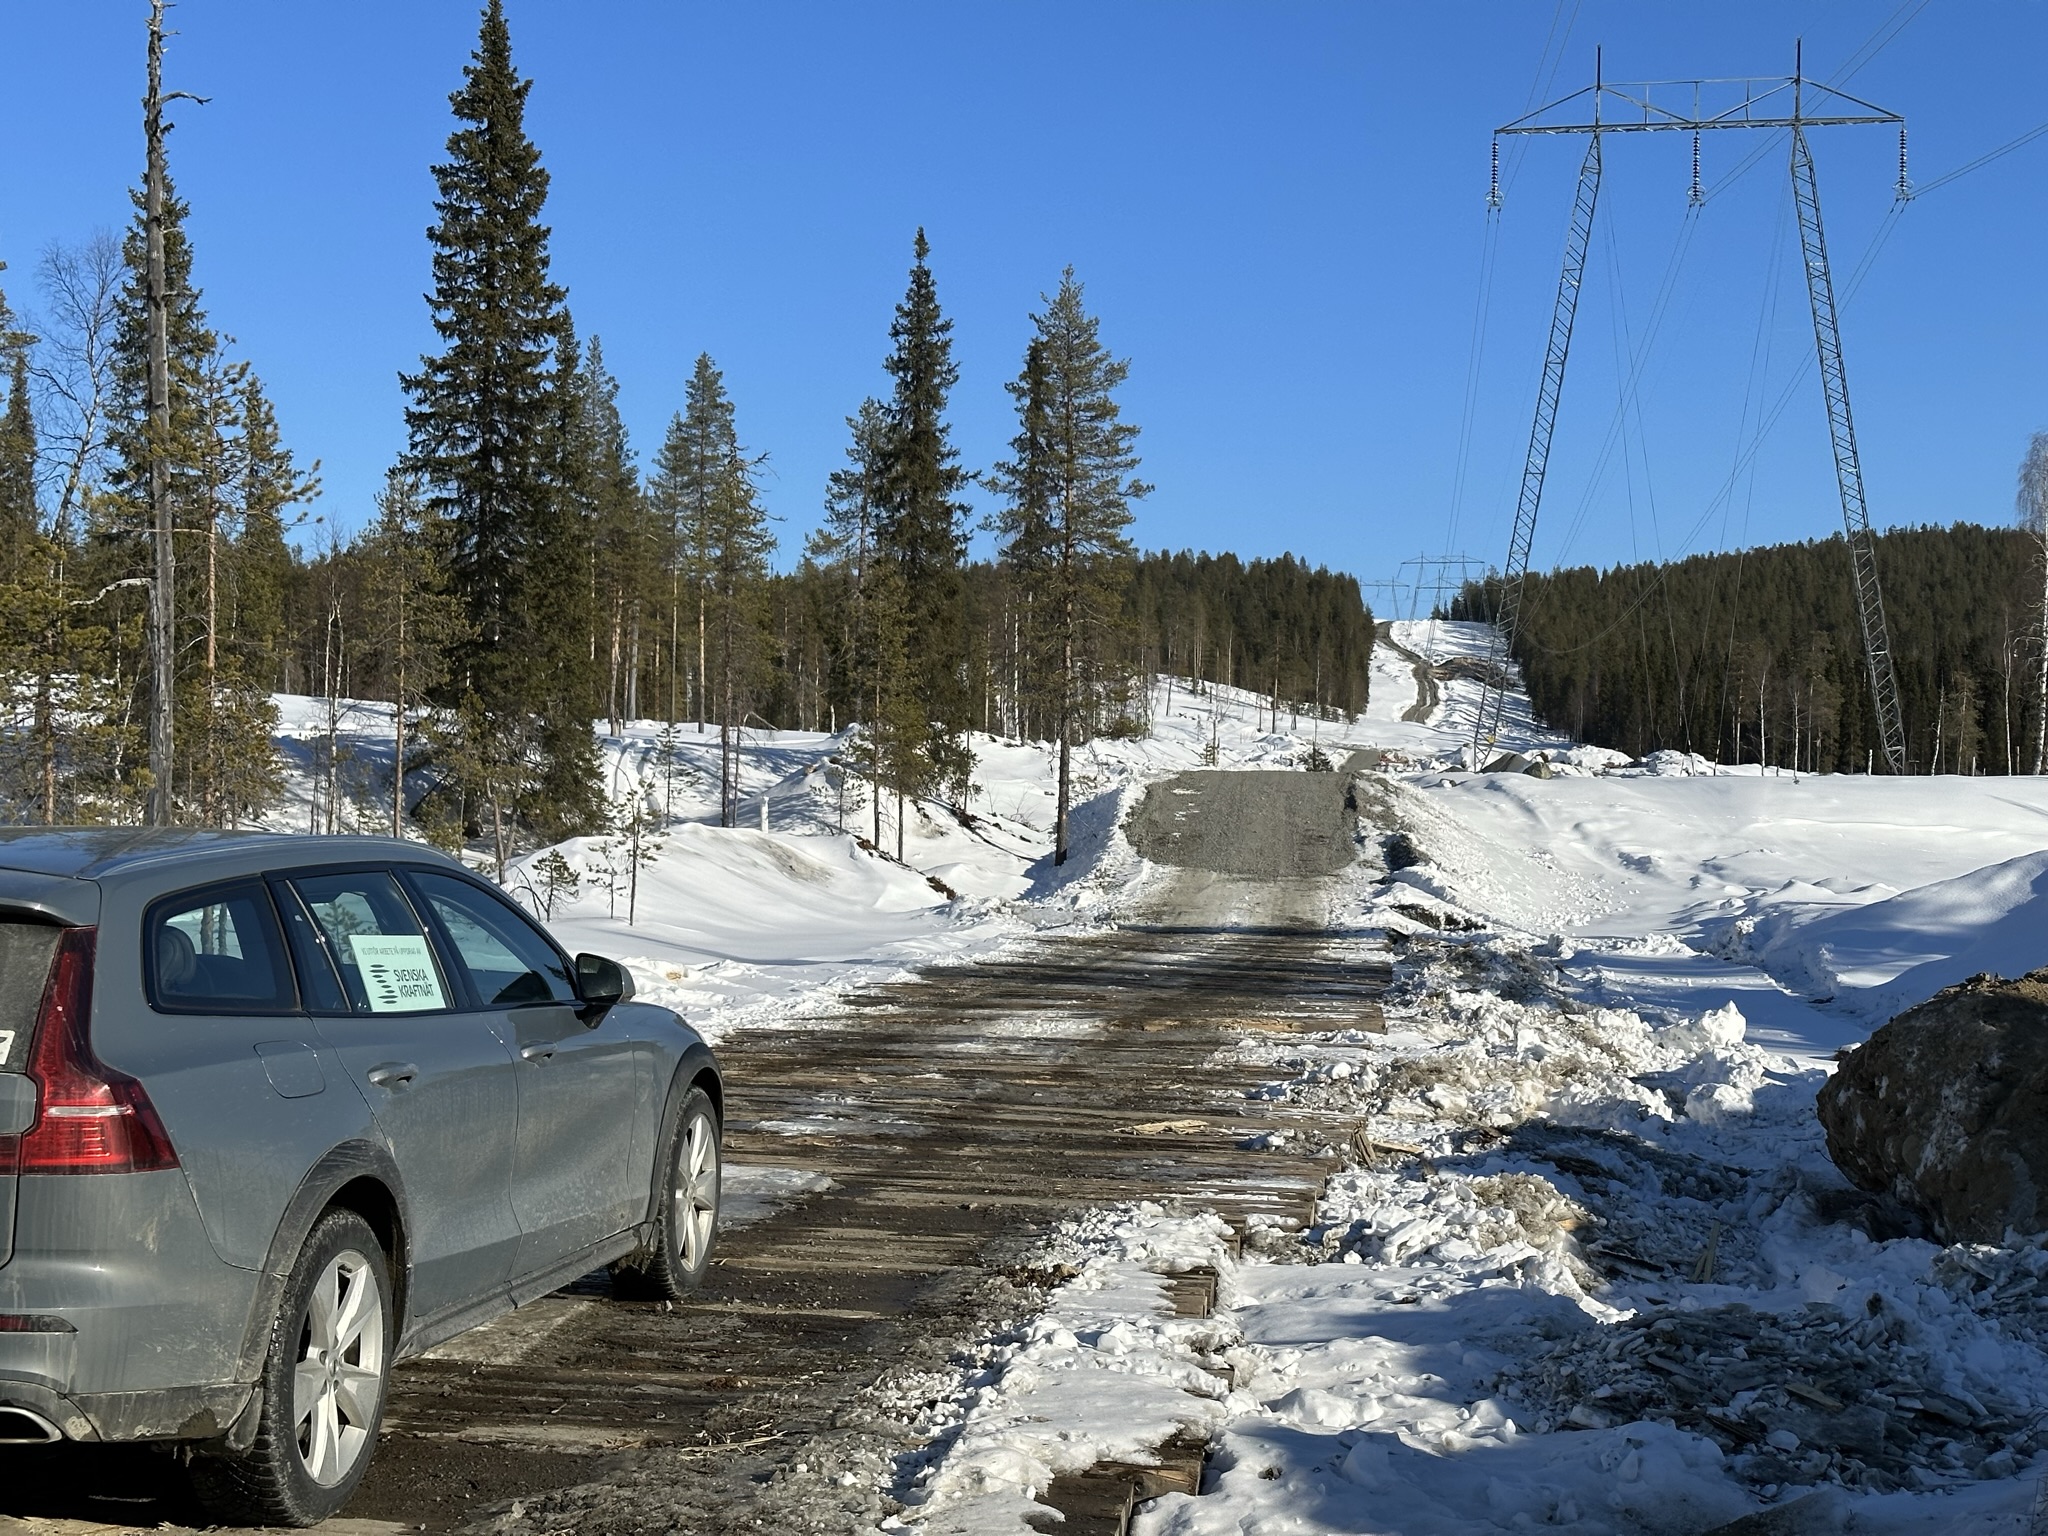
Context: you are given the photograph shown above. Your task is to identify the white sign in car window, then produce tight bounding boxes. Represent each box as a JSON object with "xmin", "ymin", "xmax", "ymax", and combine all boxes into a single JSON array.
[{"xmin": 346, "ymin": 934, "xmax": 446, "ymax": 1013}]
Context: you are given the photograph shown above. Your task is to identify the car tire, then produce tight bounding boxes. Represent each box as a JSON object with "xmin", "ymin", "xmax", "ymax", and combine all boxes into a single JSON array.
[
  {"xmin": 612, "ymin": 1086, "xmax": 720, "ymax": 1300},
  {"xmin": 190, "ymin": 1208, "xmax": 393, "ymax": 1527}
]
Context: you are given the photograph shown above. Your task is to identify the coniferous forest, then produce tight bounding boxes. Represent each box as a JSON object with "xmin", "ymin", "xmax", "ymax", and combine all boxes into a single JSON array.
[
  {"xmin": 0, "ymin": 2, "xmax": 1374, "ymax": 863},
  {"xmin": 1451, "ymin": 522, "xmax": 2041, "ymax": 774}
]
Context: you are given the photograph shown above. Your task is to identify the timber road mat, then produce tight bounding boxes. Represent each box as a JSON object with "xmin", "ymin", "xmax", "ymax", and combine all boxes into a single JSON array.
[{"xmin": 0, "ymin": 801, "xmax": 1386, "ymax": 1535}]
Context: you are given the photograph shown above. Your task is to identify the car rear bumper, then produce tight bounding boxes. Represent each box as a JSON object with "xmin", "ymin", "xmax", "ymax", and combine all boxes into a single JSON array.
[
  {"xmin": 0, "ymin": 1169, "xmax": 262, "ymax": 1440},
  {"xmin": 0, "ymin": 1375, "xmax": 253, "ymax": 1442}
]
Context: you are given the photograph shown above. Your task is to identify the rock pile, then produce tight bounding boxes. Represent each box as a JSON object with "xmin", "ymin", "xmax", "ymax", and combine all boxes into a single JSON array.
[
  {"xmin": 1817, "ymin": 971, "xmax": 2048, "ymax": 1244},
  {"xmin": 1505, "ymin": 1296, "xmax": 2047, "ymax": 1494}
]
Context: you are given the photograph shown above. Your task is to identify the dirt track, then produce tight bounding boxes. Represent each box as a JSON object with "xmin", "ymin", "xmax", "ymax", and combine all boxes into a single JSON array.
[
  {"xmin": 1374, "ymin": 620, "xmax": 1441, "ymax": 723},
  {"xmin": 0, "ymin": 776, "xmax": 1385, "ymax": 1536}
]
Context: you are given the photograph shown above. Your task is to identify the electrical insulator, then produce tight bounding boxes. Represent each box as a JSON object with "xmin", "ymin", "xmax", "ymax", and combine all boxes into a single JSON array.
[
  {"xmin": 1897, "ymin": 125, "xmax": 1911, "ymax": 200},
  {"xmin": 1689, "ymin": 130, "xmax": 1703, "ymax": 207},
  {"xmin": 1488, "ymin": 138, "xmax": 1502, "ymax": 210}
]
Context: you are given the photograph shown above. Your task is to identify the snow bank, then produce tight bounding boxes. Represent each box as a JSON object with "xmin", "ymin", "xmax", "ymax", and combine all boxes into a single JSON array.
[
  {"xmin": 1741, "ymin": 849, "xmax": 2048, "ymax": 1023},
  {"xmin": 892, "ymin": 1206, "xmax": 1237, "ymax": 1535},
  {"xmin": 1364, "ymin": 769, "xmax": 2048, "ymax": 1061}
]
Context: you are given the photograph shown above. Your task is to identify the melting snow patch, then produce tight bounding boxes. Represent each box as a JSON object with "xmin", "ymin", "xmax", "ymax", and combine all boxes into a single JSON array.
[{"xmin": 719, "ymin": 1164, "xmax": 836, "ymax": 1228}]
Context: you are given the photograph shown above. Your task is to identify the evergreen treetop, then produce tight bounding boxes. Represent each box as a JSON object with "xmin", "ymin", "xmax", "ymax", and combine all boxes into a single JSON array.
[
  {"xmin": 879, "ymin": 228, "xmax": 968, "ymax": 575},
  {"xmin": 402, "ymin": 0, "xmax": 568, "ymax": 671},
  {"xmin": 876, "ymin": 229, "xmax": 973, "ymax": 794},
  {"xmin": 0, "ymin": 279, "xmax": 37, "ymax": 558}
]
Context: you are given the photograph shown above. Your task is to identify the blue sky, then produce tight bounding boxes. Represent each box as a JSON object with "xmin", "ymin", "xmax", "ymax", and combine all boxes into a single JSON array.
[{"xmin": 0, "ymin": 2, "xmax": 2040, "ymax": 608}]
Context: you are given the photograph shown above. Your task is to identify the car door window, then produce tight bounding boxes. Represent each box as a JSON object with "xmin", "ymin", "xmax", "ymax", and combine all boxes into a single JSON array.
[
  {"xmin": 287, "ymin": 871, "xmax": 450, "ymax": 1015},
  {"xmin": 408, "ymin": 872, "xmax": 576, "ymax": 1008},
  {"xmin": 145, "ymin": 882, "xmax": 295, "ymax": 1014}
]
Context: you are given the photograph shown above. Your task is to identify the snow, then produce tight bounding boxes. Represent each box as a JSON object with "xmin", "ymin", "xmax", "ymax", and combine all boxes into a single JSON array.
[{"xmin": 1353, "ymin": 620, "xmax": 1574, "ymax": 764}]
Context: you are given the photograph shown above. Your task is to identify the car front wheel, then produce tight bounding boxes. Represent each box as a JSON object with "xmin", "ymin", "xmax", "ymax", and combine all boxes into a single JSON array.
[
  {"xmin": 191, "ymin": 1208, "xmax": 392, "ymax": 1526},
  {"xmin": 613, "ymin": 1085, "xmax": 720, "ymax": 1300}
]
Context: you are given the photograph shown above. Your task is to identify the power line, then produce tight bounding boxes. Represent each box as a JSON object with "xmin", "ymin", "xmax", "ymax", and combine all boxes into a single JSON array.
[{"xmin": 1909, "ymin": 119, "xmax": 2048, "ymax": 199}]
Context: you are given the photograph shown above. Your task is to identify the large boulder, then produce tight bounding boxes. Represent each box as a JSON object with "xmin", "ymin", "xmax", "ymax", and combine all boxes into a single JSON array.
[{"xmin": 1817, "ymin": 970, "xmax": 2048, "ymax": 1244}]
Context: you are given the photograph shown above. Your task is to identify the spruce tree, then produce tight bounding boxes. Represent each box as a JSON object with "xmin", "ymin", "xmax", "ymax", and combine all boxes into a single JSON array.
[
  {"xmin": 404, "ymin": 0, "xmax": 592, "ymax": 861},
  {"xmin": 646, "ymin": 355, "xmax": 771, "ymax": 824},
  {"xmin": 521, "ymin": 317, "xmax": 603, "ymax": 841},
  {"xmin": 706, "ymin": 442, "xmax": 775, "ymax": 827},
  {"xmin": 876, "ymin": 229, "xmax": 972, "ymax": 800},
  {"xmin": 99, "ymin": 168, "xmax": 304, "ymax": 823},
  {"xmin": 232, "ymin": 372, "xmax": 314, "ymax": 681},
  {"xmin": 990, "ymin": 269, "xmax": 1147, "ymax": 863},
  {"xmin": 359, "ymin": 469, "xmax": 464, "ymax": 837}
]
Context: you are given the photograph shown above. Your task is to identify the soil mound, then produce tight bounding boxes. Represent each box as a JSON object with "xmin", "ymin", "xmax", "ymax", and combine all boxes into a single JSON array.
[{"xmin": 1818, "ymin": 970, "xmax": 2048, "ymax": 1244}]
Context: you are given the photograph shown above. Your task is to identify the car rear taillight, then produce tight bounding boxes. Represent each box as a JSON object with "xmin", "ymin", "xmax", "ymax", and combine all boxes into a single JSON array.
[{"xmin": 10, "ymin": 929, "xmax": 178, "ymax": 1175}]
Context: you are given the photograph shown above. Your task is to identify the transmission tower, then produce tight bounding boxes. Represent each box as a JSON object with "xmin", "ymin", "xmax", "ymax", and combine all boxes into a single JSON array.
[
  {"xmin": 1472, "ymin": 46, "xmax": 1911, "ymax": 773},
  {"xmin": 1400, "ymin": 553, "xmax": 1487, "ymax": 625}
]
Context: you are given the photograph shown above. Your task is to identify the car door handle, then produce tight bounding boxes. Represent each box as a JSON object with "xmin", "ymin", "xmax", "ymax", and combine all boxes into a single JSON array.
[
  {"xmin": 366, "ymin": 1062, "xmax": 418, "ymax": 1089},
  {"xmin": 520, "ymin": 1043, "xmax": 556, "ymax": 1063}
]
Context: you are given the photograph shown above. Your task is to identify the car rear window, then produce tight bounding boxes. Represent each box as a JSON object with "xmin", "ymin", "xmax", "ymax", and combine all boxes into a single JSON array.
[
  {"xmin": 0, "ymin": 922, "xmax": 62, "ymax": 1071},
  {"xmin": 146, "ymin": 883, "xmax": 296, "ymax": 1014}
]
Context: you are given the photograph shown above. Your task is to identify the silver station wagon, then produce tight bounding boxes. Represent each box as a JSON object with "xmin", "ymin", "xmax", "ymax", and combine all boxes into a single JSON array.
[{"xmin": 0, "ymin": 829, "xmax": 723, "ymax": 1525}]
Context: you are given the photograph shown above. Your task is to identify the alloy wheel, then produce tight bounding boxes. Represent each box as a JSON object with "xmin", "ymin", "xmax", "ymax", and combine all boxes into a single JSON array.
[
  {"xmin": 291, "ymin": 1248, "xmax": 386, "ymax": 1487},
  {"xmin": 675, "ymin": 1112, "xmax": 719, "ymax": 1272}
]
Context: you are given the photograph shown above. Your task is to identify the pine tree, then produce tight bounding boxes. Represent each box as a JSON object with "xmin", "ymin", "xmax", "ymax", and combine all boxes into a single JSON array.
[
  {"xmin": 809, "ymin": 398, "xmax": 891, "ymax": 818},
  {"xmin": 650, "ymin": 355, "xmax": 743, "ymax": 735},
  {"xmin": 0, "ymin": 278, "xmax": 37, "ymax": 574},
  {"xmin": 876, "ymin": 229, "xmax": 972, "ymax": 801},
  {"xmin": 990, "ymin": 270, "xmax": 1148, "ymax": 863},
  {"xmin": 403, "ymin": 0, "xmax": 595, "ymax": 865}
]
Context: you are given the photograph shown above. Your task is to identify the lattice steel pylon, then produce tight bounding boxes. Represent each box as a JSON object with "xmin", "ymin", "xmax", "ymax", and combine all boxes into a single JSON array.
[
  {"xmin": 1472, "ymin": 131, "xmax": 1602, "ymax": 755},
  {"xmin": 1471, "ymin": 47, "xmax": 1911, "ymax": 772},
  {"xmin": 1789, "ymin": 122, "xmax": 1908, "ymax": 774}
]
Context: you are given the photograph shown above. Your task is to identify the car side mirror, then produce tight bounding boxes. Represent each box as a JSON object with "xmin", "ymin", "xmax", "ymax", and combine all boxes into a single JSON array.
[{"xmin": 575, "ymin": 953, "xmax": 634, "ymax": 1011}]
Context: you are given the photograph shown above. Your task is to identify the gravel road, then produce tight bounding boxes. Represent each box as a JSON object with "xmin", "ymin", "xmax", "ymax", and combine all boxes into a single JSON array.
[{"xmin": 1124, "ymin": 768, "xmax": 1360, "ymax": 877}]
